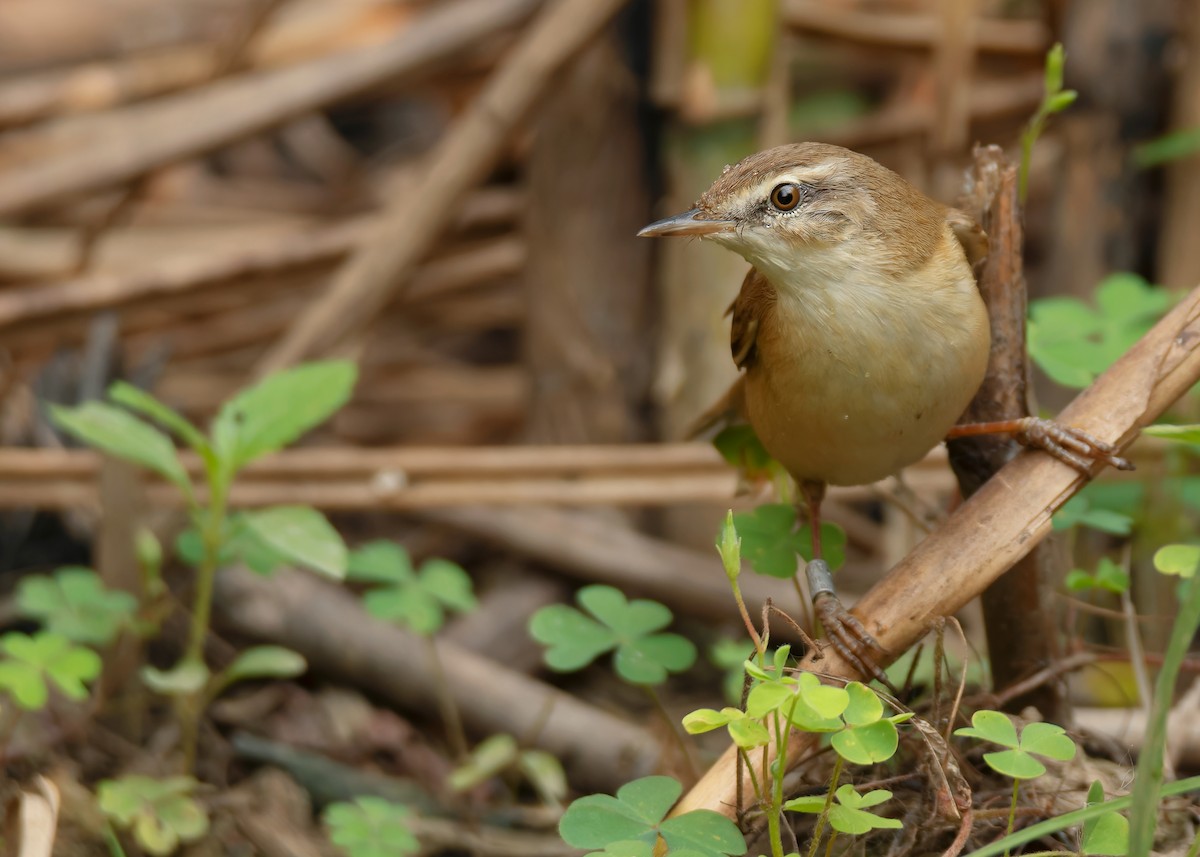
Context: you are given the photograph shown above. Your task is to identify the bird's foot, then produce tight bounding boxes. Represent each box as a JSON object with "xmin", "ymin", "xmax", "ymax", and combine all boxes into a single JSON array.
[
  {"xmin": 1013, "ymin": 417, "xmax": 1133, "ymax": 473},
  {"xmin": 805, "ymin": 559, "xmax": 894, "ymax": 690}
]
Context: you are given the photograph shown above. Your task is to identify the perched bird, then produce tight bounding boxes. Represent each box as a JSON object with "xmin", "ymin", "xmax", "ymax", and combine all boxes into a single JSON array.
[{"xmin": 640, "ymin": 142, "xmax": 1129, "ymax": 677}]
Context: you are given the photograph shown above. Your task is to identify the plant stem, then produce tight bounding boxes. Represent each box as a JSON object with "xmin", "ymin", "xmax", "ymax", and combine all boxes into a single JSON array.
[
  {"xmin": 806, "ymin": 755, "xmax": 842, "ymax": 857},
  {"xmin": 739, "ymin": 747, "xmax": 763, "ymax": 802},
  {"xmin": 1129, "ymin": 573, "xmax": 1200, "ymax": 857},
  {"xmin": 1005, "ymin": 778, "xmax": 1021, "ymax": 857},
  {"xmin": 730, "ymin": 577, "xmax": 764, "ymax": 653},
  {"xmin": 644, "ymin": 684, "xmax": 700, "ymax": 782},
  {"xmin": 823, "ymin": 831, "xmax": 838, "ymax": 857},
  {"xmin": 424, "ymin": 634, "xmax": 469, "ymax": 760},
  {"xmin": 103, "ymin": 822, "xmax": 129, "ymax": 857}
]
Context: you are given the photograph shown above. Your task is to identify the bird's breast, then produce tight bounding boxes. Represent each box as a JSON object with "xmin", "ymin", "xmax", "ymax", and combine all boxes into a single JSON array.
[{"xmin": 742, "ymin": 267, "xmax": 989, "ymax": 486}]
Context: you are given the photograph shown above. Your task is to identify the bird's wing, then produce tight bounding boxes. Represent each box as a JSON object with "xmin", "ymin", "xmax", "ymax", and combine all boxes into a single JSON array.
[
  {"xmin": 727, "ymin": 267, "xmax": 774, "ymax": 370},
  {"xmin": 945, "ymin": 207, "xmax": 989, "ymax": 275}
]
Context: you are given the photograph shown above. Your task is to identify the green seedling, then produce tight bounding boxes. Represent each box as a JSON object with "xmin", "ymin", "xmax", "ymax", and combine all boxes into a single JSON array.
[
  {"xmin": 97, "ymin": 775, "xmax": 209, "ymax": 857},
  {"xmin": 0, "ymin": 631, "xmax": 101, "ymax": 710},
  {"xmin": 1065, "ymin": 557, "xmax": 1131, "ymax": 595},
  {"xmin": 1018, "ymin": 42, "xmax": 1078, "ymax": 202},
  {"xmin": 49, "ymin": 361, "xmax": 355, "ymax": 770},
  {"xmin": 349, "ymin": 540, "xmax": 477, "ymax": 759},
  {"xmin": 324, "ymin": 797, "xmax": 419, "ymax": 857},
  {"xmin": 732, "ymin": 504, "xmax": 846, "ymax": 578},
  {"xmin": 449, "ymin": 733, "xmax": 567, "ymax": 806},
  {"xmin": 559, "ymin": 775, "xmax": 746, "ymax": 857},
  {"xmin": 530, "ymin": 585, "xmax": 696, "ymax": 685},
  {"xmin": 1081, "ymin": 781, "xmax": 1129, "ymax": 856},
  {"xmin": 348, "ymin": 541, "xmax": 477, "ymax": 635},
  {"xmin": 955, "ymin": 710, "xmax": 1076, "ymax": 850},
  {"xmin": 17, "ymin": 567, "xmax": 138, "ymax": 646},
  {"xmin": 1029, "ymin": 273, "xmax": 1171, "ymax": 391},
  {"xmin": 784, "ymin": 785, "xmax": 902, "ymax": 835}
]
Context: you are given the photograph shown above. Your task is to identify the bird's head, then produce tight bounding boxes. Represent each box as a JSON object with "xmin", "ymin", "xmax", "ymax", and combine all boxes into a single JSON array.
[{"xmin": 639, "ymin": 142, "xmax": 949, "ymax": 289}]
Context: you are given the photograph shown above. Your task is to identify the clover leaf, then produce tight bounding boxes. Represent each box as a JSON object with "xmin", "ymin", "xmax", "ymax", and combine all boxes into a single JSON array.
[
  {"xmin": 784, "ymin": 785, "xmax": 902, "ymax": 835},
  {"xmin": 324, "ymin": 796, "xmax": 418, "ymax": 857},
  {"xmin": 1081, "ymin": 781, "xmax": 1129, "ymax": 856},
  {"xmin": 348, "ymin": 541, "xmax": 476, "ymax": 636},
  {"xmin": 98, "ymin": 775, "xmax": 209, "ymax": 857},
  {"xmin": 559, "ymin": 776, "xmax": 746, "ymax": 857},
  {"xmin": 709, "ymin": 638, "xmax": 755, "ymax": 704},
  {"xmin": 17, "ymin": 567, "xmax": 137, "ymax": 646},
  {"xmin": 1065, "ymin": 557, "xmax": 1131, "ymax": 595},
  {"xmin": 1154, "ymin": 544, "xmax": 1200, "ymax": 579},
  {"xmin": 530, "ymin": 586, "xmax": 696, "ymax": 685},
  {"xmin": 955, "ymin": 710, "xmax": 1076, "ymax": 779},
  {"xmin": 0, "ymin": 631, "xmax": 101, "ymax": 709},
  {"xmin": 732, "ymin": 504, "xmax": 845, "ymax": 578},
  {"xmin": 682, "ymin": 707, "xmax": 770, "ymax": 749},
  {"xmin": 830, "ymin": 682, "xmax": 905, "ymax": 765}
]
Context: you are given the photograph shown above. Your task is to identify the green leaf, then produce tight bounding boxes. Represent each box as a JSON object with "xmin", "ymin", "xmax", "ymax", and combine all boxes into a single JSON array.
[
  {"xmin": 419, "ymin": 559, "xmax": 477, "ymax": 612},
  {"xmin": 831, "ymin": 719, "xmax": 899, "ymax": 765},
  {"xmin": 211, "ymin": 360, "xmax": 357, "ymax": 472},
  {"xmin": 243, "ymin": 506, "xmax": 346, "ymax": 580},
  {"xmin": 841, "ymin": 681, "xmax": 883, "ymax": 726},
  {"xmin": 108, "ymin": 381, "xmax": 209, "ymax": 453},
  {"xmin": 17, "ymin": 567, "xmax": 137, "ymax": 646},
  {"xmin": 324, "ymin": 796, "xmax": 418, "ymax": 857},
  {"xmin": 560, "ymin": 776, "xmax": 746, "ymax": 857},
  {"xmin": 709, "ymin": 638, "xmax": 755, "ymax": 705},
  {"xmin": 794, "ymin": 523, "xmax": 846, "ymax": 572},
  {"xmin": 98, "ymin": 776, "xmax": 209, "ymax": 857},
  {"xmin": 955, "ymin": 709, "xmax": 1020, "ymax": 747},
  {"xmin": 732, "ymin": 504, "xmax": 803, "ymax": 579},
  {"xmin": 682, "ymin": 708, "xmax": 737, "ymax": 734},
  {"xmin": 532, "ymin": 586, "xmax": 695, "ymax": 685},
  {"xmin": 1142, "ymin": 423, "xmax": 1200, "ymax": 445},
  {"xmin": 1066, "ymin": 558, "xmax": 1130, "ymax": 595},
  {"xmin": 49, "ymin": 402, "xmax": 190, "ymax": 494},
  {"xmin": 983, "ymin": 749, "xmax": 1046, "ymax": 780},
  {"xmin": 1053, "ymin": 496, "xmax": 1134, "ymax": 535},
  {"xmin": 517, "ymin": 749, "xmax": 567, "ymax": 805},
  {"xmin": 726, "ymin": 717, "xmax": 770, "ymax": 749},
  {"xmin": 1019, "ymin": 721, "xmax": 1076, "ymax": 761},
  {"xmin": 142, "ymin": 660, "xmax": 210, "ymax": 697},
  {"xmin": 1082, "ymin": 782, "xmax": 1129, "ymax": 856},
  {"xmin": 745, "ymin": 681, "xmax": 796, "ymax": 718},
  {"xmin": 0, "ymin": 631, "xmax": 101, "ymax": 708},
  {"xmin": 218, "ymin": 646, "xmax": 306, "ymax": 689},
  {"xmin": 712, "ymin": 425, "xmax": 774, "ymax": 473},
  {"xmin": 1154, "ymin": 544, "xmax": 1200, "ymax": 578},
  {"xmin": 449, "ymin": 734, "xmax": 519, "ymax": 792},
  {"xmin": 353, "ymin": 542, "xmax": 476, "ymax": 636},
  {"xmin": 796, "ymin": 672, "xmax": 848, "ymax": 719},
  {"xmin": 786, "ymin": 786, "xmax": 901, "ymax": 835},
  {"xmin": 1133, "ymin": 126, "xmax": 1200, "ymax": 169}
]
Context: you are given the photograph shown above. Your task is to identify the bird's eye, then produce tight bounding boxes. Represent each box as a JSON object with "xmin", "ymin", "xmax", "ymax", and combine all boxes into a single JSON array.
[{"xmin": 769, "ymin": 182, "xmax": 803, "ymax": 211}]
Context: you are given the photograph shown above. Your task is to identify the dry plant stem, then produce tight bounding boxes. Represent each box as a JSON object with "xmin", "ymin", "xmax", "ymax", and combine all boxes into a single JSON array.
[
  {"xmin": 675, "ymin": 280, "xmax": 1200, "ymax": 818},
  {"xmin": 0, "ymin": 0, "xmax": 543, "ymax": 216},
  {"xmin": 425, "ymin": 636, "xmax": 469, "ymax": 761},
  {"xmin": 257, "ymin": 0, "xmax": 631, "ymax": 373}
]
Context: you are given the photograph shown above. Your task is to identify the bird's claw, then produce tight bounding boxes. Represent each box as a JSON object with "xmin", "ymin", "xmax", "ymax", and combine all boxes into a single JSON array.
[
  {"xmin": 806, "ymin": 560, "xmax": 894, "ymax": 689},
  {"xmin": 1015, "ymin": 417, "xmax": 1133, "ymax": 473}
]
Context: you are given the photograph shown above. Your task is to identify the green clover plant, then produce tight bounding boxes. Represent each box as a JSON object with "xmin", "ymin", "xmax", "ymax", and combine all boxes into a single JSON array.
[
  {"xmin": 48, "ymin": 361, "xmax": 355, "ymax": 771},
  {"xmin": 784, "ymin": 785, "xmax": 903, "ymax": 835},
  {"xmin": 1081, "ymin": 781, "xmax": 1129, "ymax": 856},
  {"xmin": 17, "ymin": 567, "xmax": 138, "ymax": 646},
  {"xmin": 324, "ymin": 797, "xmax": 419, "ymax": 857},
  {"xmin": 97, "ymin": 775, "xmax": 209, "ymax": 856},
  {"xmin": 558, "ymin": 775, "xmax": 745, "ymax": 857},
  {"xmin": 0, "ymin": 631, "xmax": 101, "ymax": 710},
  {"xmin": 1065, "ymin": 557, "xmax": 1131, "ymax": 595},
  {"xmin": 732, "ymin": 504, "xmax": 845, "ymax": 578}
]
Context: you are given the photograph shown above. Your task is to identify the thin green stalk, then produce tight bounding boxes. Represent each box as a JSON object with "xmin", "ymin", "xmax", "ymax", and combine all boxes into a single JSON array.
[
  {"xmin": 424, "ymin": 635, "xmax": 468, "ymax": 760},
  {"xmin": 1005, "ymin": 778, "xmax": 1021, "ymax": 857},
  {"xmin": 739, "ymin": 747, "xmax": 763, "ymax": 802},
  {"xmin": 823, "ymin": 830, "xmax": 838, "ymax": 857},
  {"xmin": 730, "ymin": 576, "xmax": 764, "ymax": 653},
  {"xmin": 104, "ymin": 822, "xmax": 129, "ymax": 857},
  {"xmin": 805, "ymin": 755, "xmax": 843, "ymax": 857},
  {"xmin": 644, "ymin": 685, "xmax": 700, "ymax": 782},
  {"xmin": 766, "ymin": 711, "xmax": 788, "ymax": 857},
  {"xmin": 1129, "ymin": 574, "xmax": 1200, "ymax": 857}
]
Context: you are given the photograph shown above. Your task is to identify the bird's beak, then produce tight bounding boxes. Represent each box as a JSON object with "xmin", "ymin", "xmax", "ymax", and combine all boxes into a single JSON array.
[{"xmin": 638, "ymin": 208, "xmax": 736, "ymax": 238}]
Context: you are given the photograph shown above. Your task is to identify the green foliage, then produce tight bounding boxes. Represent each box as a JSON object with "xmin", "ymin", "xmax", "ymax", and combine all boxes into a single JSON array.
[
  {"xmin": 708, "ymin": 637, "xmax": 755, "ymax": 705},
  {"xmin": 731, "ymin": 504, "xmax": 845, "ymax": 578},
  {"xmin": 1018, "ymin": 42, "xmax": 1078, "ymax": 202},
  {"xmin": 108, "ymin": 381, "xmax": 210, "ymax": 454},
  {"xmin": 210, "ymin": 360, "xmax": 357, "ymax": 473},
  {"xmin": 448, "ymin": 734, "xmax": 567, "ymax": 805},
  {"xmin": 683, "ymin": 706, "xmax": 770, "ymax": 750},
  {"xmin": 1142, "ymin": 423, "xmax": 1200, "ymax": 445},
  {"xmin": 530, "ymin": 585, "xmax": 696, "ymax": 685},
  {"xmin": 17, "ymin": 567, "xmax": 137, "ymax": 646},
  {"xmin": 243, "ymin": 506, "xmax": 348, "ymax": 580},
  {"xmin": 49, "ymin": 401, "xmax": 191, "ymax": 495},
  {"xmin": 0, "ymin": 631, "xmax": 101, "ymax": 709},
  {"xmin": 324, "ymin": 796, "xmax": 418, "ymax": 857},
  {"xmin": 348, "ymin": 541, "xmax": 476, "ymax": 636},
  {"xmin": 141, "ymin": 661, "xmax": 209, "ymax": 697},
  {"xmin": 1132, "ymin": 126, "xmax": 1200, "ymax": 169},
  {"xmin": 783, "ymin": 785, "xmax": 902, "ymax": 835},
  {"xmin": 830, "ymin": 681, "xmax": 910, "ymax": 766},
  {"xmin": 1153, "ymin": 544, "xmax": 1200, "ymax": 578},
  {"xmin": 97, "ymin": 775, "xmax": 209, "ymax": 857},
  {"xmin": 1081, "ymin": 781, "xmax": 1129, "ymax": 856},
  {"xmin": 210, "ymin": 646, "xmax": 306, "ymax": 698},
  {"xmin": 1028, "ymin": 273, "xmax": 1171, "ymax": 389},
  {"xmin": 955, "ymin": 710, "xmax": 1076, "ymax": 780},
  {"xmin": 559, "ymin": 776, "xmax": 746, "ymax": 857},
  {"xmin": 713, "ymin": 425, "xmax": 775, "ymax": 475},
  {"xmin": 1066, "ymin": 557, "xmax": 1131, "ymax": 595},
  {"xmin": 1052, "ymin": 494, "xmax": 1134, "ymax": 535}
]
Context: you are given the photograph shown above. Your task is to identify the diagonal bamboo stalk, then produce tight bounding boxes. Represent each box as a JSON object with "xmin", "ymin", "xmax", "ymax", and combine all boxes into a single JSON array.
[{"xmin": 675, "ymin": 281, "xmax": 1200, "ymax": 817}]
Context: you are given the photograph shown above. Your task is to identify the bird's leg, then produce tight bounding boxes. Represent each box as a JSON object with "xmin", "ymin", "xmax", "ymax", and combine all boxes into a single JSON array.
[
  {"xmin": 946, "ymin": 418, "xmax": 1133, "ymax": 473},
  {"xmin": 799, "ymin": 480, "xmax": 892, "ymax": 686}
]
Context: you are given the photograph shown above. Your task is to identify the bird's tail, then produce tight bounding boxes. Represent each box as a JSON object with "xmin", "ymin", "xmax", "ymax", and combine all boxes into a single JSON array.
[{"xmin": 684, "ymin": 377, "xmax": 747, "ymax": 439}]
